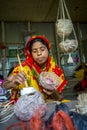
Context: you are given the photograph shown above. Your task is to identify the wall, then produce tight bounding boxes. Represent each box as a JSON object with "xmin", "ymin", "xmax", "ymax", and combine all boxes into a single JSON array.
[
  {"xmin": 0, "ymin": 22, "xmax": 57, "ymax": 77},
  {"xmin": 0, "ymin": 21, "xmax": 87, "ymax": 78}
]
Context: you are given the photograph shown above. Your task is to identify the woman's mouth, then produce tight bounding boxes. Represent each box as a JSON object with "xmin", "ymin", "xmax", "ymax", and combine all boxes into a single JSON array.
[{"xmin": 37, "ymin": 58, "xmax": 44, "ymax": 62}]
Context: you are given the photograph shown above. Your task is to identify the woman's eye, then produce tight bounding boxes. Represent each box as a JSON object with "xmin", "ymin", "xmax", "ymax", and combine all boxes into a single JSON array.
[
  {"xmin": 32, "ymin": 50, "xmax": 37, "ymax": 53},
  {"xmin": 32, "ymin": 47, "xmax": 46, "ymax": 53},
  {"xmin": 40, "ymin": 47, "xmax": 45, "ymax": 51}
]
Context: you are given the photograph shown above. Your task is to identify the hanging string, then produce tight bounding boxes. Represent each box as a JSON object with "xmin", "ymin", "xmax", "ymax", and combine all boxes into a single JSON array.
[
  {"xmin": 63, "ymin": 0, "xmax": 78, "ymax": 45},
  {"xmin": 56, "ymin": 0, "xmax": 78, "ymax": 64}
]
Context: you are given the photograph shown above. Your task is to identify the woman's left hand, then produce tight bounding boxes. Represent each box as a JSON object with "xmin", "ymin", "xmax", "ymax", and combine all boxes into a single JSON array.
[
  {"xmin": 43, "ymin": 89, "xmax": 53, "ymax": 95},
  {"xmin": 43, "ymin": 89, "xmax": 63, "ymax": 101}
]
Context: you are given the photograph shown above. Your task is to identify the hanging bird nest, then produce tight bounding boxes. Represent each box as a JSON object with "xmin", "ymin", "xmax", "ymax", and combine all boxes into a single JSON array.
[
  {"xmin": 56, "ymin": 19, "xmax": 73, "ymax": 38},
  {"xmin": 76, "ymin": 93, "xmax": 87, "ymax": 114},
  {"xmin": 56, "ymin": 0, "xmax": 78, "ymax": 64},
  {"xmin": 14, "ymin": 89, "xmax": 45, "ymax": 121},
  {"xmin": 59, "ymin": 39, "xmax": 78, "ymax": 53}
]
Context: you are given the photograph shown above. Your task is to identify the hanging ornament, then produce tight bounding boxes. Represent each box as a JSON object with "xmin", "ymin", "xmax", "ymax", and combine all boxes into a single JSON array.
[
  {"xmin": 0, "ymin": 43, "xmax": 6, "ymax": 49},
  {"xmin": 59, "ymin": 39, "xmax": 78, "ymax": 53},
  {"xmin": 56, "ymin": 0, "xmax": 73, "ymax": 38},
  {"xmin": 56, "ymin": 0, "xmax": 78, "ymax": 64},
  {"xmin": 67, "ymin": 53, "xmax": 73, "ymax": 64},
  {"xmin": 61, "ymin": 56, "xmax": 65, "ymax": 65},
  {"xmin": 56, "ymin": 19, "xmax": 73, "ymax": 38}
]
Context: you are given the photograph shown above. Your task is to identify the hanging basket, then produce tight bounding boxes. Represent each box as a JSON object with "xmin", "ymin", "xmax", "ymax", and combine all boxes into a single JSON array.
[
  {"xmin": 56, "ymin": 19, "xmax": 73, "ymax": 38},
  {"xmin": 59, "ymin": 39, "xmax": 78, "ymax": 53}
]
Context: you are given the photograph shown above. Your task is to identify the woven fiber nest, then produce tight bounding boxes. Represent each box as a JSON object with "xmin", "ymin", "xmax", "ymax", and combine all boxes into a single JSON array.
[
  {"xmin": 56, "ymin": 19, "xmax": 73, "ymax": 38},
  {"xmin": 76, "ymin": 93, "xmax": 87, "ymax": 114},
  {"xmin": 39, "ymin": 72, "xmax": 61, "ymax": 91},
  {"xmin": 59, "ymin": 39, "xmax": 78, "ymax": 53},
  {"xmin": 14, "ymin": 89, "xmax": 45, "ymax": 121}
]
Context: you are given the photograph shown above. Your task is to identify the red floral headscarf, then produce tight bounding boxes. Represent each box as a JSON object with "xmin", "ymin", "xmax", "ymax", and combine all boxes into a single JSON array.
[
  {"xmin": 21, "ymin": 35, "xmax": 51, "ymax": 73},
  {"xmin": 25, "ymin": 35, "xmax": 50, "ymax": 57}
]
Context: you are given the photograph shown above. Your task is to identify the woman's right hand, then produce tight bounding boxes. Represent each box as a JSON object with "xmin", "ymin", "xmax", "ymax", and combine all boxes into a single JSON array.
[
  {"xmin": 12, "ymin": 71, "xmax": 27, "ymax": 86},
  {"xmin": 2, "ymin": 71, "xmax": 27, "ymax": 89}
]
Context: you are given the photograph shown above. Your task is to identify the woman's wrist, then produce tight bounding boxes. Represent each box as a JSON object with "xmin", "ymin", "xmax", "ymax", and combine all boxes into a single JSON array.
[
  {"xmin": 51, "ymin": 90, "xmax": 63, "ymax": 101},
  {"xmin": 1, "ymin": 75, "xmax": 15, "ymax": 89}
]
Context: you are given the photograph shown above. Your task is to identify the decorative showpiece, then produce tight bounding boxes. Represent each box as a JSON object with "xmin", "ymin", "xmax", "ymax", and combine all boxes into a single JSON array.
[
  {"xmin": 59, "ymin": 39, "xmax": 78, "ymax": 53},
  {"xmin": 56, "ymin": 19, "xmax": 73, "ymax": 38},
  {"xmin": 14, "ymin": 89, "xmax": 45, "ymax": 121},
  {"xmin": 56, "ymin": 0, "xmax": 78, "ymax": 63},
  {"xmin": 76, "ymin": 93, "xmax": 87, "ymax": 114},
  {"xmin": 39, "ymin": 72, "xmax": 60, "ymax": 90}
]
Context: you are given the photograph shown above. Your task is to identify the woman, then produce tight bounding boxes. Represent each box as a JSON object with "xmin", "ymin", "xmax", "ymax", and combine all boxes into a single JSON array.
[{"xmin": 2, "ymin": 35, "xmax": 67, "ymax": 102}]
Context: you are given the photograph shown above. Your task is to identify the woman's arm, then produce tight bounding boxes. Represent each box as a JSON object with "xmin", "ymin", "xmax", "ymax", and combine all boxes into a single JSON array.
[{"xmin": 1, "ymin": 71, "xmax": 27, "ymax": 90}]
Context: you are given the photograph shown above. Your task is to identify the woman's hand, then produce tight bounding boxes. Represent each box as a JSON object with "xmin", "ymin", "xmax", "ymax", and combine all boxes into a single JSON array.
[
  {"xmin": 43, "ymin": 89, "xmax": 53, "ymax": 95},
  {"xmin": 12, "ymin": 71, "xmax": 27, "ymax": 86},
  {"xmin": 43, "ymin": 89, "xmax": 63, "ymax": 101},
  {"xmin": 2, "ymin": 71, "xmax": 27, "ymax": 89}
]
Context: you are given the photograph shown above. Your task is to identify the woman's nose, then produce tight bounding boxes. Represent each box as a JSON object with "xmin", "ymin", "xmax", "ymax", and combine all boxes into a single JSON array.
[{"xmin": 37, "ymin": 49, "xmax": 41, "ymax": 56}]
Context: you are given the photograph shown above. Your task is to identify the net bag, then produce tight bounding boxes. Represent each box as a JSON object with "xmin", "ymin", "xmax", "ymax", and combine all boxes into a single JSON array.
[
  {"xmin": 14, "ymin": 89, "xmax": 45, "ymax": 121},
  {"xmin": 39, "ymin": 72, "xmax": 61, "ymax": 90}
]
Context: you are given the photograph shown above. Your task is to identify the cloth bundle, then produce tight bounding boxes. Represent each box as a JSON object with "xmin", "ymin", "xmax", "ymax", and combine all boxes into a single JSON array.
[{"xmin": 39, "ymin": 72, "xmax": 60, "ymax": 90}]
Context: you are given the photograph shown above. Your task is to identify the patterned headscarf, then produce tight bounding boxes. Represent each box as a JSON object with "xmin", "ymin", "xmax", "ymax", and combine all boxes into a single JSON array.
[{"xmin": 25, "ymin": 35, "xmax": 50, "ymax": 57}]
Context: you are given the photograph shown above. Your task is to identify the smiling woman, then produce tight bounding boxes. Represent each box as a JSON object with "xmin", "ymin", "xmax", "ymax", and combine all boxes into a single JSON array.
[{"xmin": 2, "ymin": 35, "xmax": 67, "ymax": 102}]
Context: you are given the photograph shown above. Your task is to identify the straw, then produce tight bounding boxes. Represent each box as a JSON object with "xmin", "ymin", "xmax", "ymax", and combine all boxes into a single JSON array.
[{"xmin": 17, "ymin": 54, "xmax": 28, "ymax": 87}]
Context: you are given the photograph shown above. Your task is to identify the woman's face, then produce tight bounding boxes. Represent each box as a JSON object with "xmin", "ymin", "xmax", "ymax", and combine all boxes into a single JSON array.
[{"xmin": 31, "ymin": 41, "xmax": 49, "ymax": 66}]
